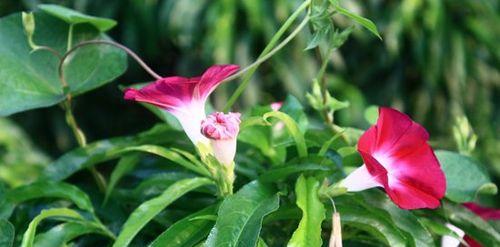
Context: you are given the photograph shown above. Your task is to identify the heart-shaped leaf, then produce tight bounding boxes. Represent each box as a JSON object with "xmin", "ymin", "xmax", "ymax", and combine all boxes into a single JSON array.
[{"xmin": 0, "ymin": 12, "xmax": 126, "ymax": 116}]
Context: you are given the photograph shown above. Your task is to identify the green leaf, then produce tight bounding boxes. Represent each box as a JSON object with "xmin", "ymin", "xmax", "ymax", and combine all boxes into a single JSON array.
[
  {"xmin": 104, "ymin": 154, "xmax": 141, "ymax": 205},
  {"xmin": 259, "ymin": 164, "xmax": 331, "ymax": 183},
  {"xmin": 6, "ymin": 181, "xmax": 94, "ymax": 213},
  {"xmin": 336, "ymin": 195, "xmax": 408, "ymax": 247},
  {"xmin": 113, "ymin": 177, "xmax": 214, "ymax": 247},
  {"xmin": 0, "ymin": 219, "xmax": 14, "ymax": 247},
  {"xmin": 149, "ymin": 205, "xmax": 218, "ymax": 247},
  {"xmin": 0, "ymin": 182, "xmax": 15, "ymax": 219},
  {"xmin": 331, "ymin": 1, "xmax": 381, "ymax": 39},
  {"xmin": 443, "ymin": 201, "xmax": 500, "ymax": 246},
  {"xmin": 0, "ymin": 12, "xmax": 126, "ymax": 116},
  {"xmin": 280, "ymin": 95, "xmax": 309, "ymax": 133},
  {"xmin": 287, "ymin": 176, "xmax": 325, "ymax": 247},
  {"xmin": 34, "ymin": 221, "xmax": 115, "ymax": 247},
  {"xmin": 436, "ymin": 150, "xmax": 496, "ymax": 202},
  {"xmin": 40, "ymin": 125, "xmax": 186, "ymax": 181},
  {"xmin": 21, "ymin": 208, "xmax": 83, "ymax": 247},
  {"xmin": 361, "ymin": 191, "xmax": 434, "ymax": 247},
  {"xmin": 120, "ymin": 145, "xmax": 210, "ymax": 176},
  {"xmin": 263, "ymin": 111, "xmax": 308, "ymax": 158},
  {"xmin": 38, "ymin": 4, "xmax": 116, "ymax": 32},
  {"xmin": 419, "ymin": 218, "xmax": 459, "ymax": 238},
  {"xmin": 205, "ymin": 181, "xmax": 279, "ymax": 247}
]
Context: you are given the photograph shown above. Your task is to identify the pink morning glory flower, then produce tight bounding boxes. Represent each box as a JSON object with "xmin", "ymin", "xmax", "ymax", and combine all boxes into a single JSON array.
[
  {"xmin": 124, "ymin": 64, "xmax": 239, "ymax": 145},
  {"xmin": 341, "ymin": 107, "xmax": 446, "ymax": 209},
  {"xmin": 201, "ymin": 112, "xmax": 241, "ymax": 165}
]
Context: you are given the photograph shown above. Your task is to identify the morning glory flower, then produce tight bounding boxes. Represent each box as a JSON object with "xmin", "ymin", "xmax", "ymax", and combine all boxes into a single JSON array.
[
  {"xmin": 124, "ymin": 64, "xmax": 239, "ymax": 145},
  {"xmin": 341, "ymin": 107, "xmax": 446, "ymax": 209}
]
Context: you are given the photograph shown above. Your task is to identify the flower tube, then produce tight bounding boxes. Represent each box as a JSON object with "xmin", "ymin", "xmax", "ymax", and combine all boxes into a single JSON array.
[{"xmin": 340, "ymin": 107, "xmax": 446, "ymax": 209}]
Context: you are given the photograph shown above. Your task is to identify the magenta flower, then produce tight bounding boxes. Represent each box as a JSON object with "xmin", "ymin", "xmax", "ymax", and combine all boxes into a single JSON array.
[
  {"xmin": 201, "ymin": 112, "xmax": 241, "ymax": 165},
  {"xmin": 124, "ymin": 64, "xmax": 239, "ymax": 145},
  {"xmin": 271, "ymin": 102, "xmax": 283, "ymax": 111},
  {"xmin": 341, "ymin": 107, "xmax": 446, "ymax": 209}
]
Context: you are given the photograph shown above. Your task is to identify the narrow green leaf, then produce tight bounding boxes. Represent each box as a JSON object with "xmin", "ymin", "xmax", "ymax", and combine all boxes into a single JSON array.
[
  {"xmin": 149, "ymin": 205, "xmax": 218, "ymax": 247},
  {"xmin": 259, "ymin": 164, "xmax": 331, "ymax": 183},
  {"xmin": 263, "ymin": 111, "xmax": 308, "ymax": 157},
  {"xmin": 436, "ymin": 150, "xmax": 496, "ymax": 202},
  {"xmin": 34, "ymin": 221, "xmax": 115, "ymax": 247},
  {"xmin": 21, "ymin": 208, "xmax": 83, "ymax": 247},
  {"xmin": 443, "ymin": 201, "xmax": 500, "ymax": 246},
  {"xmin": 332, "ymin": 2, "xmax": 381, "ymax": 39},
  {"xmin": 205, "ymin": 181, "xmax": 279, "ymax": 247},
  {"xmin": 119, "ymin": 145, "xmax": 210, "ymax": 176},
  {"xmin": 104, "ymin": 154, "xmax": 141, "ymax": 205},
  {"xmin": 40, "ymin": 126, "xmax": 186, "ymax": 181},
  {"xmin": 38, "ymin": 4, "xmax": 116, "ymax": 31},
  {"xmin": 336, "ymin": 195, "xmax": 408, "ymax": 247},
  {"xmin": 6, "ymin": 181, "xmax": 94, "ymax": 213},
  {"xmin": 113, "ymin": 177, "xmax": 214, "ymax": 247},
  {"xmin": 287, "ymin": 176, "xmax": 325, "ymax": 247},
  {"xmin": 361, "ymin": 191, "xmax": 434, "ymax": 247},
  {"xmin": 0, "ymin": 219, "xmax": 14, "ymax": 247}
]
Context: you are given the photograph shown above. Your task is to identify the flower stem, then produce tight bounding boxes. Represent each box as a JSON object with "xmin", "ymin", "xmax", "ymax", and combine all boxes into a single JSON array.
[
  {"xmin": 59, "ymin": 39, "xmax": 161, "ymax": 82},
  {"xmin": 222, "ymin": 0, "xmax": 311, "ymax": 112},
  {"xmin": 62, "ymin": 100, "xmax": 107, "ymax": 192},
  {"xmin": 67, "ymin": 24, "xmax": 74, "ymax": 51}
]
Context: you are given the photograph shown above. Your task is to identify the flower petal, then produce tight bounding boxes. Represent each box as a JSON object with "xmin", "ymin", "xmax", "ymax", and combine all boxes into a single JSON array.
[
  {"xmin": 357, "ymin": 125, "xmax": 377, "ymax": 154},
  {"xmin": 463, "ymin": 203, "xmax": 500, "ymax": 220},
  {"xmin": 383, "ymin": 144, "xmax": 446, "ymax": 209},
  {"xmin": 124, "ymin": 76, "xmax": 199, "ymax": 112},
  {"xmin": 197, "ymin": 64, "xmax": 240, "ymax": 100},
  {"xmin": 375, "ymin": 107, "xmax": 428, "ymax": 156}
]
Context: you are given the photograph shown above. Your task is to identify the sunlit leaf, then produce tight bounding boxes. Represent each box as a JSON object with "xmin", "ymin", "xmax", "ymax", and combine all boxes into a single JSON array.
[
  {"xmin": 205, "ymin": 181, "xmax": 279, "ymax": 247},
  {"xmin": 113, "ymin": 177, "xmax": 214, "ymax": 247},
  {"xmin": 38, "ymin": 4, "xmax": 116, "ymax": 31},
  {"xmin": 287, "ymin": 176, "xmax": 325, "ymax": 247},
  {"xmin": 21, "ymin": 208, "xmax": 84, "ymax": 247},
  {"xmin": 149, "ymin": 205, "xmax": 218, "ymax": 247},
  {"xmin": 6, "ymin": 181, "xmax": 94, "ymax": 213}
]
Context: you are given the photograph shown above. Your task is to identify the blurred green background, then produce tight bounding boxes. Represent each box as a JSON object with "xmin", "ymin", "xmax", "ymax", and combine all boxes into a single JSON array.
[{"xmin": 0, "ymin": 0, "xmax": 498, "ymax": 190}]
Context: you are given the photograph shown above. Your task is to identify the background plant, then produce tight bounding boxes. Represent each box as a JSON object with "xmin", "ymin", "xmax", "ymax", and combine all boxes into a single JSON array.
[{"xmin": 0, "ymin": 0, "xmax": 498, "ymax": 246}]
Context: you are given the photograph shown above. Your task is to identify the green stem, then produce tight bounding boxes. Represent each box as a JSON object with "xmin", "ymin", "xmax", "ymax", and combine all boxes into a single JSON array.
[
  {"xmin": 223, "ymin": 0, "xmax": 311, "ymax": 112},
  {"xmin": 63, "ymin": 101, "xmax": 107, "ymax": 192},
  {"xmin": 59, "ymin": 40, "xmax": 161, "ymax": 83},
  {"xmin": 67, "ymin": 24, "xmax": 74, "ymax": 51}
]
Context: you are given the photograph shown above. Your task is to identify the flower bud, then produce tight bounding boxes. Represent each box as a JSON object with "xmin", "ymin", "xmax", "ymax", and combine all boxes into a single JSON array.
[{"xmin": 201, "ymin": 112, "xmax": 241, "ymax": 165}]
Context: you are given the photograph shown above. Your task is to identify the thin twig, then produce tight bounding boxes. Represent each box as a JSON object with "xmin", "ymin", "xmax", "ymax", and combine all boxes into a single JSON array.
[
  {"xmin": 58, "ymin": 40, "xmax": 161, "ymax": 88},
  {"xmin": 223, "ymin": 0, "xmax": 312, "ymax": 111},
  {"xmin": 30, "ymin": 46, "xmax": 62, "ymax": 59}
]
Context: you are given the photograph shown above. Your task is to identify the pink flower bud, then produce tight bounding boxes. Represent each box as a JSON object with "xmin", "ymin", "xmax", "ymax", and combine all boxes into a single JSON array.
[
  {"xmin": 201, "ymin": 112, "xmax": 241, "ymax": 165},
  {"xmin": 271, "ymin": 101, "xmax": 283, "ymax": 111}
]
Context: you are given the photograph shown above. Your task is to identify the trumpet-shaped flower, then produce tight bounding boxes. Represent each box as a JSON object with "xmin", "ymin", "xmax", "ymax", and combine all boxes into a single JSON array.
[
  {"xmin": 341, "ymin": 107, "xmax": 446, "ymax": 209},
  {"xmin": 124, "ymin": 64, "xmax": 239, "ymax": 145},
  {"xmin": 201, "ymin": 112, "xmax": 241, "ymax": 165}
]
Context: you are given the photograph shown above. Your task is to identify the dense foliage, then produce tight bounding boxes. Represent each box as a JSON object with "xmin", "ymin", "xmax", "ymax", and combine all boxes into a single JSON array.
[{"xmin": 0, "ymin": 0, "xmax": 499, "ymax": 246}]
